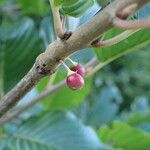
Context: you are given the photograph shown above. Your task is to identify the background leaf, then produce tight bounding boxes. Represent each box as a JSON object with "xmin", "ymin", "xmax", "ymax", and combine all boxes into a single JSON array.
[
  {"xmin": 54, "ymin": 0, "xmax": 77, "ymax": 6},
  {"xmin": 96, "ymin": 0, "xmax": 111, "ymax": 7},
  {"xmin": 8, "ymin": 111, "xmax": 105, "ymax": 150},
  {"xmin": 39, "ymin": 17, "xmax": 56, "ymax": 48},
  {"xmin": 125, "ymin": 112, "xmax": 150, "ymax": 132},
  {"xmin": 17, "ymin": 0, "xmax": 48, "ymax": 16},
  {"xmin": 0, "ymin": 18, "xmax": 43, "ymax": 92},
  {"xmin": 99, "ymin": 121, "xmax": 150, "ymax": 150},
  {"xmin": 0, "ymin": 139, "xmax": 8, "ymax": 150},
  {"xmin": 60, "ymin": 0, "xmax": 94, "ymax": 17},
  {"xmin": 76, "ymin": 84, "xmax": 122, "ymax": 128},
  {"xmin": 94, "ymin": 28, "xmax": 150, "ymax": 62}
]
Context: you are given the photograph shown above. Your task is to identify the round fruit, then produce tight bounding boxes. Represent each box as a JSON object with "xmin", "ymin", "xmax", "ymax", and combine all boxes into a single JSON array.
[
  {"xmin": 70, "ymin": 64, "xmax": 86, "ymax": 77},
  {"xmin": 66, "ymin": 73, "xmax": 84, "ymax": 90}
]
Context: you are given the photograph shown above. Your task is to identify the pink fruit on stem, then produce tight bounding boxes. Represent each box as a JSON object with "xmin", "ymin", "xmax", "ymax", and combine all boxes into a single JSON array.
[
  {"xmin": 66, "ymin": 73, "xmax": 84, "ymax": 90},
  {"xmin": 67, "ymin": 58, "xmax": 86, "ymax": 77},
  {"xmin": 61, "ymin": 60, "xmax": 85, "ymax": 90},
  {"xmin": 70, "ymin": 64, "xmax": 86, "ymax": 77}
]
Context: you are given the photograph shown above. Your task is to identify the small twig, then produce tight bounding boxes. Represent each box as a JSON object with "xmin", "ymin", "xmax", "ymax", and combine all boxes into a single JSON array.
[
  {"xmin": 62, "ymin": 16, "xmax": 67, "ymax": 30},
  {"xmin": 0, "ymin": 80, "xmax": 65, "ymax": 126},
  {"xmin": 60, "ymin": 60, "xmax": 72, "ymax": 72},
  {"xmin": 67, "ymin": 58, "xmax": 77, "ymax": 66},
  {"xmin": 113, "ymin": 18, "xmax": 150, "ymax": 29},
  {"xmin": 116, "ymin": 3, "xmax": 138, "ymax": 20},
  {"xmin": 91, "ymin": 29, "xmax": 140, "ymax": 48},
  {"xmin": 46, "ymin": 72, "xmax": 57, "ymax": 89},
  {"xmin": 49, "ymin": 0, "xmax": 72, "ymax": 40},
  {"xmin": 49, "ymin": 0, "xmax": 64, "ymax": 39}
]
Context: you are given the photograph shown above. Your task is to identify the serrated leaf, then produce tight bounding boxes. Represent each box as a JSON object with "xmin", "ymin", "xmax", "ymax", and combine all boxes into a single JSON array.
[
  {"xmin": 60, "ymin": 0, "xmax": 94, "ymax": 17},
  {"xmin": 94, "ymin": 28, "xmax": 150, "ymax": 63},
  {"xmin": 0, "ymin": 18, "xmax": 43, "ymax": 92},
  {"xmin": 8, "ymin": 112, "xmax": 105, "ymax": 150},
  {"xmin": 99, "ymin": 121, "xmax": 150, "ymax": 150}
]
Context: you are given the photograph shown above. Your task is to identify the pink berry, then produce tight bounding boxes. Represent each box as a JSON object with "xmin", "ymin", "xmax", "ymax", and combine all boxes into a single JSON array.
[
  {"xmin": 66, "ymin": 73, "xmax": 84, "ymax": 90},
  {"xmin": 70, "ymin": 64, "xmax": 86, "ymax": 77}
]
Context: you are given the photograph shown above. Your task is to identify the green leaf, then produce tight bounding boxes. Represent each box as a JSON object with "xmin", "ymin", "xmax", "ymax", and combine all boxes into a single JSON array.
[
  {"xmin": 125, "ymin": 112, "xmax": 150, "ymax": 132},
  {"xmin": 8, "ymin": 112, "xmax": 105, "ymax": 150},
  {"xmin": 0, "ymin": 0, "xmax": 5, "ymax": 4},
  {"xmin": 96, "ymin": 0, "xmax": 111, "ymax": 7},
  {"xmin": 53, "ymin": 0, "xmax": 62, "ymax": 6},
  {"xmin": 99, "ymin": 121, "xmax": 150, "ymax": 150},
  {"xmin": 94, "ymin": 28, "xmax": 150, "ymax": 63},
  {"xmin": 36, "ymin": 76, "xmax": 50, "ymax": 92},
  {"xmin": 0, "ymin": 18, "xmax": 43, "ymax": 92},
  {"xmin": 54, "ymin": 0, "xmax": 77, "ymax": 6},
  {"xmin": 60, "ymin": 0, "xmax": 94, "ymax": 17},
  {"xmin": 125, "ymin": 112, "xmax": 150, "ymax": 127},
  {"xmin": 17, "ymin": 0, "xmax": 48, "ymax": 16}
]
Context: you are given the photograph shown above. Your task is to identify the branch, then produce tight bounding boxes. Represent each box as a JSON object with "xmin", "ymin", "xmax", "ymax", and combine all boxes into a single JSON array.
[
  {"xmin": 49, "ymin": 0, "xmax": 63, "ymax": 38},
  {"xmin": 116, "ymin": 3, "xmax": 138, "ymax": 20},
  {"xmin": 92, "ymin": 29, "xmax": 140, "ymax": 48},
  {"xmin": 0, "ymin": 80, "xmax": 65, "ymax": 126},
  {"xmin": 0, "ymin": 58, "xmax": 99, "ymax": 125},
  {"xmin": 113, "ymin": 18, "xmax": 150, "ymax": 29},
  {"xmin": 49, "ymin": 0, "xmax": 72, "ymax": 40},
  {"xmin": 0, "ymin": 0, "xmax": 148, "ymax": 118},
  {"xmin": 45, "ymin": 73, "xmax": 57, "ymax": 89},
  {"xmin": 116, "ymin": 1, "xmax": 150, "ymax": 19}
]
